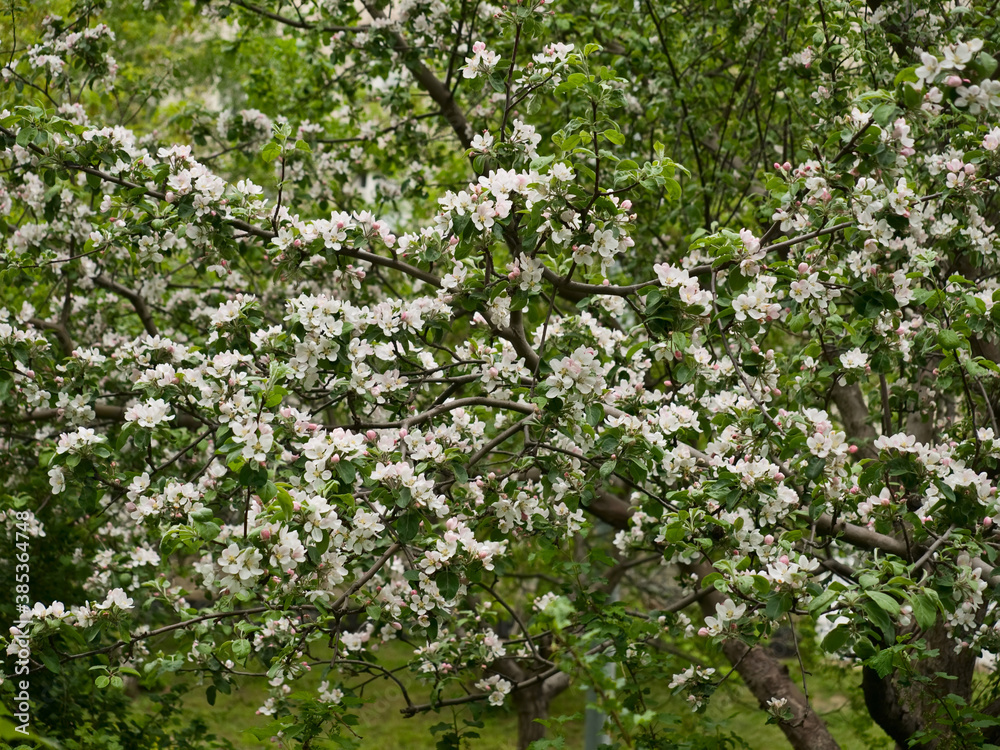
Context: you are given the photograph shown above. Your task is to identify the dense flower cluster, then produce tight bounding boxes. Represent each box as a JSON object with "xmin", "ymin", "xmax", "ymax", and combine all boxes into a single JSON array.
[{"xmin": 6, "ymin": 1, "xmax": 1000, "ymax": 749}]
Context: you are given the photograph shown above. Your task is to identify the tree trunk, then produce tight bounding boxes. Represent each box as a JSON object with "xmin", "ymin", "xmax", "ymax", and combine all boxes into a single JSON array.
[
  {"xmin": 496, "ymin": 659, "xmax": 571, "ymax": 750},
  {"xmin": 863, "ymin": 621, "xmax": 978, "ymax": 749},
  {"xmin": 582, "ymin": 496, "xmax": 844, "ymax": 750},
  {"xmin": 686, "ymin": 564, "xmax": 842, "ymax": 750},
  {"xmin": 512, "ymin": 673, "xmax": 570, "ymax": 749}
]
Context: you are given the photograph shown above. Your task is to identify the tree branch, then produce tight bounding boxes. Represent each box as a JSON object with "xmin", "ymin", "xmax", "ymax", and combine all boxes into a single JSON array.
[{"xmin": 92, "ymin": 275, "xmax": 159, "ymax": 337}]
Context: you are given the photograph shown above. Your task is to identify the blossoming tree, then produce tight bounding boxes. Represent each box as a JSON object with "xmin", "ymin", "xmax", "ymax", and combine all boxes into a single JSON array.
[{"xmin": 4, "ymin": 0, "xmax": 1000, "ymax": 748}]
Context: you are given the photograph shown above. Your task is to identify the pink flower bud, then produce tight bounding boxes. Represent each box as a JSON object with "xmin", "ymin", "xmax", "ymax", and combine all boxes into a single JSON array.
[
  {"xmin": 985, "ymin": 517, "xmax": 994, "ymax": 527},
  {"xmin": 261, "ymin": 528, "xmax": 271, "ymax": 541},
  {"xmin": 366, "ymin": 430, "xmax": 377, "ymax": 441},
  {"xmin": 945, "ymin": 75, "xmax": 963, "ymax": 87},
  {"xmin": 698, "ymin": 627, "xmax": 709, "ymax": 637},
  {"xmin": 797, "ymin": 262, "xmax": 809, "ymax": 274},
  {"xmin": 764, "ymin": 534, "xmax": 774, "ymax": 545},
  {"xmin": 165, "ymin": 191, "xmax": 176, "ymax": 203}
]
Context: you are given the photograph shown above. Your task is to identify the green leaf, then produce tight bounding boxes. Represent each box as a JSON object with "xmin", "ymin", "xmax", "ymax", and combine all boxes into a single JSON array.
[
  {"xmin": 808, "ymin": 588, "xmax": 841, "ymax": 616},
  {"xmin": 190, "ymin": 506, "xmax": 214, "ymax": 522},
  {"xmin": 275, "ymin": 487, "xmax": 294, "ymax": 520},
  {"xmin": 822, "ymin": 625, "xmax": 851, "ymax": 653},
  {"xmin": 232, "ymin": 639, "xmax": 251, "ymax": 660},
  {"xmin": 866, "ymin": 591, "xmax": 900, "ymax": 615},
  {"xmin": 867, "ymin": 649, "xmax": 895, "ymax": 679},
  {"xmin": 764, "ymin": 592, "xmax": 792, "ymax": 620},
  {"xmin": 872, "ymin": 102, "xmax": 896, "ymax": 126},
  {"xmin": 603, "ymin": 129, "xmax": 625, "ymax": 145},
  {"xmin": 194, "ymin": 520, "xmax": 221, "ymax": 541},
  {"xmin": 16, "ymin": 126, "xmax": 37, "ymax": 147},
  {"xmin": 437, "ymin": 570, "xmax": 461, "ymax": 600},
  {"xmin": 909, "ymin": 593, "xmax": 938, "ymax": 630},
  {"xmin": 398, "ymin": 512, "xmax": 421, "ymax": 542},
  {"xmin": 259, "ymin": 481, "xmax": 278, "ymax": 503},
  {"xmin": 39, "ymin": 651, "xmax": 61, "ymax": 674},
  {"xmin": 261, "ymin": 142, "xmax": 282, "ymax": 162},
  {"xmin": 937, "ymin": 330, "xmax": 963, "ymax": 351},
  {"xmin": 862, "ymin": 600, "xmax": 895, "ymax": 642},
  {"xmin": 395, "ymin": 487, "xmax": 412, "ymax": 508},
  {"xmin": 788, "ymin": 312, "xmax": 810, "ymax": 333},
  {"xmin": 663, "ymin": 522, "xmax": 686, "ymax": 543},
  {"xmin": 870, "ymin": 350, "xmax": 894, "ymax": 373},
  {"xmin": 805, "ymin": 457, "xmax": 827, "ymax": 481},
  {"xmin": 336, "ymin": 461, "xmax": 356, "ymax": 484}
]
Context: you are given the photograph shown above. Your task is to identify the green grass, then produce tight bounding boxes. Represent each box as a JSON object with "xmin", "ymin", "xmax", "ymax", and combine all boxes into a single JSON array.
[{"xmin": 136, "ymin": 647, "xmax": 892, "ymax": 749}]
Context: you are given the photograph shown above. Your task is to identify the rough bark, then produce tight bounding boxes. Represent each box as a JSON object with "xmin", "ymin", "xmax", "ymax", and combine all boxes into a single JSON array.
[
  {"xmin": 864, "ymin": 619, "xmax": 980, "ymax": 750},
  {"xmin": 495, "ymin": 660, "xmax": 571, "ymax": 749},
  {"xmin": 514, "ymin": 673, "xmax": 571, "ymax": 749},
  {"xmin": 583, "ymin": 490, "xmax": 845, "ymax": 750},
  {"xmin": 686, "ymin": 564, "xmax": 842, "ymax": 750},
  {"xmin": 360, "ymin": 2, "xmax": 473, "ymax": 150},
  {"xmin": 827, "ymin": 366, "xmax": 988, "ymax": 748},
  {"xmin": 830, "ymin": 381, "xmax": 879, "ymax": 459},
  {"xmin": 6, "ymin": 404, "xmax": 204, "ymax": 431}
]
